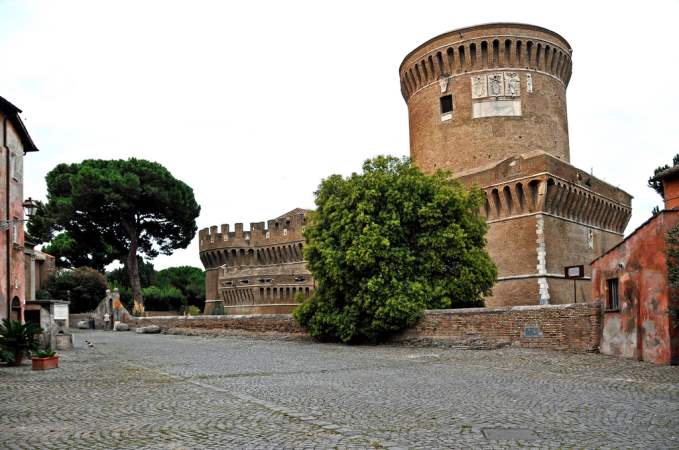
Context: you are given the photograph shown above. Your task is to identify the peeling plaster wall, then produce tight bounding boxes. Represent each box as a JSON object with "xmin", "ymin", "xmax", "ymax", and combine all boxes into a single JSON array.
[{"xmin": 592, "ymin": 210, "xmax": 679, "ymax": 365}]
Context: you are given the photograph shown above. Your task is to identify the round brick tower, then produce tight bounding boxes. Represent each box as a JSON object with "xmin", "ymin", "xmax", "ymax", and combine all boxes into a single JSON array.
[{"xmin": 400, "ymin": 23, "xmax": 572, "ymax": 174}]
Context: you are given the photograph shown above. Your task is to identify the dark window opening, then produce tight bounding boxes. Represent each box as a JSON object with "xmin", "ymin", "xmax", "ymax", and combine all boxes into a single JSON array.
[
  {"xmin": 607, "ymin": 278, "xmax": 619, "ymax": 310},
  {"xmin": 440, "ymin": 95, "xmax": 453, "ymax": 114}
]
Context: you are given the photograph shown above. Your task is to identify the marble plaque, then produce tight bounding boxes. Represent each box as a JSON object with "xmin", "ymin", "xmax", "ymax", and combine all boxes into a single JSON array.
[
  {"xmin": 472, "ymin": 99, "xmax": 522, "ymax": 118},
  {"xmin": 471, "ymin": 74, "xmax": 487, "ymax": 99},
  {"xmin": 526, "ymin": 73, "xmax": 533, "ymax": 93},
  {"xmin": 504, "ymin": 72, "xmax": 520, "ymax": 96},
  {"xmin": 487, "ymin": 73, "xmax": 504, "ymax": 96}
]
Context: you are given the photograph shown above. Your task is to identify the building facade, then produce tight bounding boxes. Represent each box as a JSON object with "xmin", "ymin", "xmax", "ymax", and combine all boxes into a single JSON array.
[
  {"xmin": 399, "ymin": 23, "xmax": 632, "ymax": 306},
  {"xmin": 0, "ymin": 96, "xmax": 39, "ymax": 321},
  {"xmin": 592, "ymin": 169, "xmax": 679, "ymax": 365},
  {"xmin": 199, "ymin": 209, "xmax": 314, "ymax": 315}
]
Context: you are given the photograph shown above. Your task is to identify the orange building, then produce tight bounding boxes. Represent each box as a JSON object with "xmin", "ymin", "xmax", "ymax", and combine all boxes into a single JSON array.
[
  {"xmin": 592, "ymin": 169, "xmax": 679, "ymax": 365},
  {"xmin": 0, "ymin": 96, "xmax": 39, "ymax": 321}
]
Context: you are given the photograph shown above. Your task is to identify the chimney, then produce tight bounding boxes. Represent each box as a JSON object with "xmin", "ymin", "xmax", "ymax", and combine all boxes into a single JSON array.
[{"xmin": 661, "ymin": 168, "xmax": 679, "ymax": 210}]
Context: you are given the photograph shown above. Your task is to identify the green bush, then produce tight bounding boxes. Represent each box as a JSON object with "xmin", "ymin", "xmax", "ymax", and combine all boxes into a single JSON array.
[
  {"xmin": 186, "ymin": 305, "xmax": 201, "ymax": 316},
  {"xmin": 142, "ymin": 285, "xmax": 183, "ymax": 311},
  {"xmin": 0, "ymin": 319, "xmax": 42, "ymax": 365},
  {"xmin": 46, "ymin": 267, "xmax": 108, "ymax": 313},
  {"xmin": 294, "ymin": 155, "xmax": 496, "ymax": 343}
]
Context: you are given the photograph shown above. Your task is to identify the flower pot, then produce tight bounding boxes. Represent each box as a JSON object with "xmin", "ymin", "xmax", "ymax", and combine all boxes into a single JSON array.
[{"xmin": 31, "ymin": 355, "xmax": 59, "ymax": 370}]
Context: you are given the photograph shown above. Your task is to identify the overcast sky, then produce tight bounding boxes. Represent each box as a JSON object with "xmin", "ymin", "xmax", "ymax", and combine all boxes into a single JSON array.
[{"xmin": 1, "ymin": 0, "xmax": 678, "ymax": 270}]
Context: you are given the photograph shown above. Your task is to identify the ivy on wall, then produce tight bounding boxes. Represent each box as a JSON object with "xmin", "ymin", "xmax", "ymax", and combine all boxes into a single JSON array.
[{"xmin": 665, "ymin": 224, "xmax": 679, "ymax": 327}]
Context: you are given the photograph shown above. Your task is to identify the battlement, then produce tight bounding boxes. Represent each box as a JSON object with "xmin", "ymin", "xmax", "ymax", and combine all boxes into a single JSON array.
[
  {"xmin": 399, "ymin": 23, "xmax": 572, "ymax": 102},
  {"xmin": 198, "ymin": 208, "xmax": 308, "ymax": 252}
]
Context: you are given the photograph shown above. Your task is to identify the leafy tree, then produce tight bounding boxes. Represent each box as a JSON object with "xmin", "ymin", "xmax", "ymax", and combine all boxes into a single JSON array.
[
  {"xmin": 27, "ymin": 202, "xmax": 116, "ymax": 271},
  {"xmin": 155, "ymin": 266, "xmax": 205, "ymax": 310},
  {"xmin": 38, "ymin": 159, "xmax": 200, "ymax": 310},
  {"xmin": 294, "ymin": 155, "xmax": 496, "ymax": 343},
  {"xmin": 107, "ymin": 258, "xmax": 156, "ymax": 290},
  {"xmin": 648, "ymin": 153, "xmax": 679, "ymax": 197},
  {"xmin": 45, "ymin": 267, "xmax": 108, "ymax": 313},
  {"xmin": 142, "ymin": 285, "xmax": 183, "ymax": 311}
]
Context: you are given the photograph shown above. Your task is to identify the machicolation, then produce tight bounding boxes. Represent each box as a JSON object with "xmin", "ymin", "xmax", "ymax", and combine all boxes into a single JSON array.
[{"xmin": 199, "ymin": 208, "xmax": 314, "ymax": 314}]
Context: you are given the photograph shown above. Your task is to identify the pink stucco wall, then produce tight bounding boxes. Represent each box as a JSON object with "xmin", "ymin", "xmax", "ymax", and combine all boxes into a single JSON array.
[
  {"xmin": 592, "ymin": 210, "xmax": 679, "ymax": 365},
  {"xmin": 0, "ymin": 113, "xmax": 27, "ymax": 321}
]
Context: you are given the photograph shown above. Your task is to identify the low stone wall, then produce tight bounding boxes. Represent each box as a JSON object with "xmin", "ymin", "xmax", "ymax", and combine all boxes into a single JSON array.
[
  {"xmin": 393, "ymin": 303, "xmax": 601, "ymax": 352},
  {"xmin": 125, "ymin": 314, "xmax": 306, "ymax": 338},
  {"xmin": 124, "ymin": 303, "xmax": 601, "ymax": 352}
]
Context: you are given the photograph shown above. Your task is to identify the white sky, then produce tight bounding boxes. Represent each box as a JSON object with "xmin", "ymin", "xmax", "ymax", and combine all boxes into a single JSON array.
[{"xmin": 1, "ymin": 0, "xmax": 678, "ymax": 270}]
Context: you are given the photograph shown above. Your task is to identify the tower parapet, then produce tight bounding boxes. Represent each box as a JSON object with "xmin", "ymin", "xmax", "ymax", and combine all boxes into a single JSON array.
[
  {"xmin": 198, "ymin": 208, "xmax": 313, "ymax": 314},
  {"xmin": 401, "ymin": 23, "xmax": 572, "ymax": 174}
]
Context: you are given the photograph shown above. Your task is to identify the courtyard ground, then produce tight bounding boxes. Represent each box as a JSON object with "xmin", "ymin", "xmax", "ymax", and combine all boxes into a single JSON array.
[{"xmin": 1, "ymin": 331, "xmax": 678, "ymax": 449}]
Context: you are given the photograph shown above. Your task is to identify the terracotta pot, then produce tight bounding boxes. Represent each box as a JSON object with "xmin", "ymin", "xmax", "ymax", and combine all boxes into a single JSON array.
[{"xmin": 31, "ymin": 355, "xmax": 59, "ymax": 370}]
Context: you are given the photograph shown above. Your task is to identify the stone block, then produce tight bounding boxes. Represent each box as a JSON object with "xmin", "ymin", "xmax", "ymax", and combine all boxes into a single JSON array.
[
  {"xmin": 114, "ymin": 323, "xmax": 130, "ymax": 331},
  {"xmin": 136, "ymin": 325, "xmax": 161, "ymax": 334}
]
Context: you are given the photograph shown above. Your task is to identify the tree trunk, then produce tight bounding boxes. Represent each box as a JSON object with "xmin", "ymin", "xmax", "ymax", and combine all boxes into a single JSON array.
[{"xmin": 125, "ymin": 225, "xmax": 144, "ymax": 312}]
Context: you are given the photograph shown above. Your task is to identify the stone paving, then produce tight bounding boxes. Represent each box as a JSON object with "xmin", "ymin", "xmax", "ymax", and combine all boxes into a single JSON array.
[{"xmin": 1, "ymin": 331, "xmax": 678, "ymax": 449}]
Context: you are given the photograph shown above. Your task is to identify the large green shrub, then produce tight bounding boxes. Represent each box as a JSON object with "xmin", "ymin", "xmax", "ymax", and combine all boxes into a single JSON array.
[
  {"xmin": 46, "ymin": 267, "xmax": 108, "ymax": 313},
  {"xmin": 142, "ymin": 285, "xmax": 183, "ymax": 311},
  {"xmin": 294, "ymin": 155, "xmax": 496, "ymax": 343}
]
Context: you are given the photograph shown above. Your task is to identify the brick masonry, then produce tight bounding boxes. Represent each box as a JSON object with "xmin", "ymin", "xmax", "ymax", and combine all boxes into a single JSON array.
[
  {"xmin": 400, "ymin": 23, "xmax": 632, "ymax": 306},
  {"xmin": 125, "ymin": 303, "xmax": 601, "ymax": 353}
]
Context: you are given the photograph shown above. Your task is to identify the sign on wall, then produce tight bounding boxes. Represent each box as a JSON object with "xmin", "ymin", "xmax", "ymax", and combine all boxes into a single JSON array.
[{"xmin": 54, "ymin": 304, "xmax": 69, "ymax": 320}]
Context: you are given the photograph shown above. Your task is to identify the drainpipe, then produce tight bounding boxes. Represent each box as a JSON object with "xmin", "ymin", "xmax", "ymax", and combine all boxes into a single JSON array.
[{"xmin": 3, "ymin": 116, "xmax": 10, "ymax": 320}]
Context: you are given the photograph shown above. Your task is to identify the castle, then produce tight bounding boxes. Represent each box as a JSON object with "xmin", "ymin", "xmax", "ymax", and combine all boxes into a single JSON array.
[
  {"xmin": 199, "ymin": 209, "xmax": 314, "ymax": 314},
  {"xmin": 399, "ymin": 23, "xmax": 631, "ymax": 305},
  {"xmin": 200, "ymin": 23, "xmax": 632, "ymax": 311}
]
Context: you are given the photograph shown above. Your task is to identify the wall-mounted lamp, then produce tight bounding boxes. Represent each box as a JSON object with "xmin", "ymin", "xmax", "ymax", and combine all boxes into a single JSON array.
[{"xmin": 0, "ymin": 197, "xmax": 38, "ymax": 231}]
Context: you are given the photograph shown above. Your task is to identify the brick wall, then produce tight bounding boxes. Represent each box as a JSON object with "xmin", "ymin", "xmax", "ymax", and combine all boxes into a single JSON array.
[
  {"xmin": 126, "ymin": 313, "xmax": 305, "ymax": 337},
  {"xmin": 124, "ymin": 303, "xmax": 600, "ymax": 352},
  {"xmin": 394, "ymin": 303, "xmax": 601, "ymax": 352}
]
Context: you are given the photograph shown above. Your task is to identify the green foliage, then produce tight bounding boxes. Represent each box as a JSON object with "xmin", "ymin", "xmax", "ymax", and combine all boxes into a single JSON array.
[
  {"xmin": 155, "ymin": 266, "xmax": 205, "ymax": 310},
  {"xmin": 35, "ymin": 158, "xmax": 200, "ymax": 305},
  {"xmin": 46, "ymin": 267, "xmax": 108, "ymax": 313},
  {"xmin": 0, "ymin": 319, "xmax": 42, "ymax": 365},
  {"xmin": 107, "ymin": 258, "xmax": 156, "ymax": 289},
  {"xmin": 35, "ymin": 289, "xmax": 51, "ymax": 300},
  {"xmin": 35, "ymin": 349, "xmax": 56, "ymax": 358},
  {"xmin": 142, "ymin": 285, "xmax": 184, "ymax": 311},
  {"xmin": 186, "ymin": 305, "xmax": 201, "ymax": 316},
  {"xmin": 665, "ymin": 224, "xmax": 679, "ymax": 328},
  {"xmin": 648, "ymin": 153, "xmax": 679, "ymax": 198},
  {"xmin": 294, "ymin": 155, "xmax": 496, "ymax": 343}
]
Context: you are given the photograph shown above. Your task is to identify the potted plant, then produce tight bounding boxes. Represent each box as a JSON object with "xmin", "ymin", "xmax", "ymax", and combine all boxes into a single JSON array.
[
  {"xmin": 31, "ymin": 349, "xmax": 59, "ymax": 370},
  {"xmin": 0, "ymin": 319, "xmax": 42, "ymax": 366}
]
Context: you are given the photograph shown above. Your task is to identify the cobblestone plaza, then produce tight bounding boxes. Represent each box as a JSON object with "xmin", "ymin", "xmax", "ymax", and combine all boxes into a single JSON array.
[{"xmin": 1, "ymin": 331, "xmax": 678, "ymax": 449}]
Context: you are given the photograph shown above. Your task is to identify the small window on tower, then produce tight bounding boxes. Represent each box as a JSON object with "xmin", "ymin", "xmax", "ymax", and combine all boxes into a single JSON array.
[{"xmin": 440, "ymin": 95, "xmax": 453, "ymax": 121}]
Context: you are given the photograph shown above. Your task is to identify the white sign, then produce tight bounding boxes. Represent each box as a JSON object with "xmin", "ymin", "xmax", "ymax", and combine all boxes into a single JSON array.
[{"xmin": 54, "ymin": 304, "xmax": 69, "ymax": 320}]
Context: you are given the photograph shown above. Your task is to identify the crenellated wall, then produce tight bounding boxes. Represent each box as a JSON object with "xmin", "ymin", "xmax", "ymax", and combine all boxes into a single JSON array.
[{"xmin": 198, "ymin": 208, "xmax": 314, "ymax": 314}]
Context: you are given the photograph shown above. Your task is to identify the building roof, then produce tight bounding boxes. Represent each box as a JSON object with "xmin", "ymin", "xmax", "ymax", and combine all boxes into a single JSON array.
[{"xmin": 0, "ymin": 95, "xmax": 39, "ymax": 153}]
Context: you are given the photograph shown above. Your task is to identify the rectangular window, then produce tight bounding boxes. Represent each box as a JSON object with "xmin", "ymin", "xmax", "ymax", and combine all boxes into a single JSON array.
[
  {"xmin": 607, "ymin": 278, "xmax": 619, "ymax": 310},
  {"xmin": 440, "ymin": 95, "xmax": 453, "ymax": 114}
]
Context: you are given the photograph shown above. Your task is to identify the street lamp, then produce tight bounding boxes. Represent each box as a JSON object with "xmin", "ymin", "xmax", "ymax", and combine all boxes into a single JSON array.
[
  {"xmin": 0, "ymin": 197, "xmax": 38, "ymax": 231},
  {"xmin": 22, "ymin": 197, "xmax": 38, "ymax": 219}
]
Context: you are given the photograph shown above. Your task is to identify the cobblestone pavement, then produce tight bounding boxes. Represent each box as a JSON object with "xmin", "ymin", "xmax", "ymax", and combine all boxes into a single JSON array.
[{"xmin": 1, "ymin": 331, "xmax": 678, "ymax": 449}]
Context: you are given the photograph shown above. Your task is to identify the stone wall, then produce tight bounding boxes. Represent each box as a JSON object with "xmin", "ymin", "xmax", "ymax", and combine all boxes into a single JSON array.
[
  {"xmin": 393, "ymin": 303, "xmax": 601, "ymax": 352},
  {"xmin": 126, "ymin": 313, "xmax": 306, "ymax": 337},
  {"xmin": 124, "ymin": 303, "xmax": 601, "ymax": 352}
]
